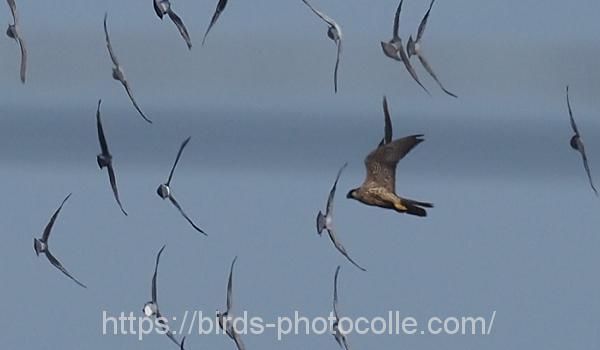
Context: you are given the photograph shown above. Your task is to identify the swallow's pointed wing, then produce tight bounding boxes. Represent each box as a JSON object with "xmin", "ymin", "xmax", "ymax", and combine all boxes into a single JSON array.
[
  {"xmin": 333, "ymin": 333, "xmax": 344, "ymax": 348},
  {"xmin": 417, "ymin": 53, "xmax": 457, "ymax": 98},
  {"xmin": 168, "ymin": 9, "xmax": 192, "ymax": 49},
  {"xmin": 226, "ymin": 256, "xmax": 237, "ymax": 312},
  {"xmin": 333, "ymin": 40, "xmax": 342, "ymax": 93},
  {"xmin": 392, "ymin": 0, "xmax": 404, "ymax": 39},
  {"xmin": 383, "ymin": 96, "xmax": 393, "ymax": 145},
  {"xmin": 302, "ymin": 0, "xmax": 334, "ymax": 26},
  {"xmin": 45, "ymin": 249, "xmax": 87, "ymax": 288},
  {"xmin": 107, "ymin": 164, "xmax": 128, "ymax": 216},
  {"xmin": 202, "ymin": 0, "xmax": 228, "ymax": 45},
  {"xmin": 333, "ymin": 266, "xmax": 341, "ymax": 319},
  {"xmin": 566, "ymin": 86, "xmax": 579, "ymax": 135},
  {"xmin": 341, "ymin": 335, "xmax": 352, "ymax": 350},
  {"xmin": 42, "ymin": 193, "xmax": 72, "ymax": 242},
  {"xmin": 7, "ymin": 0, "xmax": 17, "ymax": 23},
  {"xmin": 416, "ymin": 0, "xmax": 435, "ymax": 41},
  {"xmin": 103, "ymin": 14, "xmax": 120, "ymax": 67},
  {"xmin": 232, "ymin": 330, "xmax": 246, "ymax": 350},
  {"xmin": 326, "ymin": 163, "xmax": 347, "ymax": 217},
  {"xmin": 397, "ymin": 46, "xmax": 430, "ymax": 96},
  {"xmin": 165, "ymin": 328, "xmax": 181, "ymax": 347},
  {"xmin": 167, "ymin": 137, "xmax": 190, "ymax": 186},
  {"xmin": 17, "ymin": 36, "xmax": 26, "ymax": 83},
  {"xmin": 155, "ymin": 309, "xmax": 181, "ymax": 346},
  {"xmin": 327, "ymin": 229, "xmax": 366, "ymax": 272},
  {"xmin": 180, "ymin": 337, "xmax": 186, "ymax": 350},
  {"xmin": 578, "ymin": 143, "xmax": 599, "ymax": 196},
  {"xmin": 152, "ymin": 245, "xmax": 166, "ymax": 304},
  {"xmin": 168, "ymin": 195, "xmax": 207, "ymax": 235},
  {"xmin": 121, "ymin": 80, "xmax": 152, "ymax": 124},
  {"xmin": 96, "ymin": 100, "xmax": 110, "ymax": 155}
]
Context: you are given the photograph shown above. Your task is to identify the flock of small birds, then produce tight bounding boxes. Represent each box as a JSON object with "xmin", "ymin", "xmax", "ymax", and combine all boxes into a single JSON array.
[{"xmin": 5, "ymin": 0, "xmax": 598, "ymax": 349}]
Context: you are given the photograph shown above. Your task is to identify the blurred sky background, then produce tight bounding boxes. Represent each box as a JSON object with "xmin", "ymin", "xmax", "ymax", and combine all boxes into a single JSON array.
[{"xmin": 1, "ymin": 0, "xmax": 600, "ymax": 349}]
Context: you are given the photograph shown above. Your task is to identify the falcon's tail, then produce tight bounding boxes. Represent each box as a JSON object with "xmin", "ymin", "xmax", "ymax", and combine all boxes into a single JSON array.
[{"xmin": 402, "ymin": 198, "xmax": 433, "ymax": 217}]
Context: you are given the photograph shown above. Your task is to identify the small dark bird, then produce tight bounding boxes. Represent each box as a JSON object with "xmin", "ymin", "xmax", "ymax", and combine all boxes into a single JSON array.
[
  {"xmin": 217, "ymin": 256, "xmax": 245, "ymax": 350},
  {"xmin": 6, "ymin": 0, "xmax": 26, "ymax": 83},
  {"xmin": 347, "ymin": 135, "xmax": 433, "ymax": 217},
  {"xmin": 103, "ymin": 13, "xmax": 152, "ymax": 124},
  {"xmin": 157, "ymin": 137, "xmax": 206, "ymax": 235},
  {"xmin": 153, "ymin": 0, "xmax": 192, "ymax": 49},
  {"xmin": 381, "ymin": 0, "xmax": 429, "ymax": 95},
  {"xmin": 143, "ymin": 245, "xmax": 181, "ymax": 347},
  {"xmin": 95, "ymin": 100, "xmax": 127, "ymax": 216},
  {"xmin": 566, "ymin": 86, "xmax": 598, "ymax": 196},
  {"xmin": 301, "ymin": 0, "xmax": 343, "ymax": 93},
  {"xmin": 406, "ymin": 0, "xmax": 457, "ymax": 98},
  {"xmin": 33, "ymin": 194, "xmax": 87, "ymax": 289},
  {"xmin": 332, "ymin": 266, "xmax": 351, "ymax": 350},
  {"xmin": 378, "ymin": 96, "xmax": 393, "ymax": 147},
  {"xmin": 317, "ymin": 163, "xmax": 366, "ymax": 272},
  {"xmin": 202, "ymin": 0, "xmax": 229, "ymax": 45}
]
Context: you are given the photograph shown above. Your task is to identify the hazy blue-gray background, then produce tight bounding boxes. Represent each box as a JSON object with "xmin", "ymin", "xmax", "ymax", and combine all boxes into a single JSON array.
[{"xmin": 1, "ymin": 0, "xmax": 600, "ymax": 348}]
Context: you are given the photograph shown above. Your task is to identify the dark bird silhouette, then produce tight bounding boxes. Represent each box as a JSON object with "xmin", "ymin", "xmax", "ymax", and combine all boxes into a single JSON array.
[
  {"xmin": 103, "ymin": 13, "xmax": 152, "ymax": 124},
  {"xmin": 95, "ymin": 100, "xmax": 127, "ymax": 216},
  {"xmin": 406, "ymin": 0, "xmax": 457, "ymax": 98},
  {"xmin": 347, "ymin": 135, "xmax": 433, "ymax": 217},
  {"xmin": 301, "ymin": 0, "xmax": 343, "ymax": 93},
  {"xmin": 217, "ymin": 256, "xmax": 245, "ymax": 350},
  {"xmin": 6, "ymin": 0, "xmax": 26, "ymax": 83},
  {"xmin": 153, "ymin": 0, "xmax": 192, "ymax": 49},
  {"xmin": 566, "ymin": 86, "xmax": 598, "ymax": 196},
  {"xmin": 33, "ymin": 194, "xmax": 87, "ymax": 288},
  {"xmin": 381, "ymin": 0, "xmax": 429, "ymax": 95},
  {"xmin": 143, "ymin": 245, "xmax": 181, "ymax": 347},
  {"xmin": 317, "ymin": 163, "xmax": 366, "ymax": 272},
  {"xmin": 157, "ymin": 137, "xmax": 207, "ymax": 235},
  {"xmin": 332, "ymin": 266, "xmax": 351, "ymax": 350}
]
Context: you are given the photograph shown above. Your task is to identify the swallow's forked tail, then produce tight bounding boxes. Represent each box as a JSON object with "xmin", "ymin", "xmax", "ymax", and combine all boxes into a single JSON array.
[
  {"xmin": 406, "ymin": 36, "xmax": 417, "ymax": 57},
  {"xmin": 316, "ymin": 211, "xmax": 327, "ymax": 235}
]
